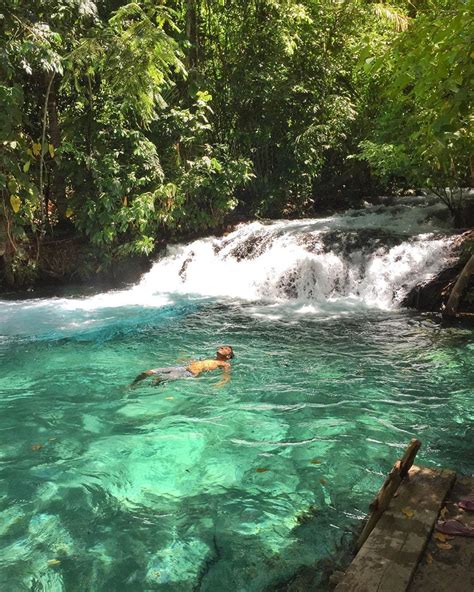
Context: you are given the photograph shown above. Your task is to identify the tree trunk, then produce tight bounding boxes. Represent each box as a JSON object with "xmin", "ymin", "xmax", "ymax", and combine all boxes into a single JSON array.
[
  {"xmin": 46, "ymin": 75, "xmax": 67, "ymax": 222},
  {"xmin": 185, "ymin": 0, "xmax": 199, "ymax": 70},
  {"xmin": 444, "ymin": 254, "xmax": 474, "ymax": 317}
]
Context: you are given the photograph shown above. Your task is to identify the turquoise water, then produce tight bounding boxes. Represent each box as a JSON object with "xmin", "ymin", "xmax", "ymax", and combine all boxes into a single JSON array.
[{"xmin": 1, "ymin": 295, "xmax": 473, "ymax": 591}]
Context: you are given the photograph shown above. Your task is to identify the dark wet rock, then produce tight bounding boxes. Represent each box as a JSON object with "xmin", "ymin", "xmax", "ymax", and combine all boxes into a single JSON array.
[
  {"xmin": 402, "ymin": 231, "xmax": 474, "ymax": 314},
  {"xmin": 297, "ymin": 229, "xmax": 405, "ymax": 258},
  {"xmin": 297, "ymin": 234, "xmax": 324, "ymax": 254},
  {"xmin": 225, "ymin": 232, "xmax": 272, "ymax": 261},
  {"xmin": 179, "ymin": 251, "xmax": 195, "ymax": 280},
  {"xmin": 275, "ymin": 269, "xmax": 299, "ymax": 299},
  {"xmin": 319, "ymin": 229, "xmax": 404, "ymax": 257},
  {"xmin": 401, "ymin": 262, "xmax": 464, "ymax": 312}
]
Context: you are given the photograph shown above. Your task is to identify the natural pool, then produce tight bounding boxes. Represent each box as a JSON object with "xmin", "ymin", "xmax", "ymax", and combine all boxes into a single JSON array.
[
  {"xmin": 1, "ymin": 297, "xmax": 473, "ymax": 591},
  {"xmin": 1, "ymin": 203, "xmax": 473, "ymax": 591}
]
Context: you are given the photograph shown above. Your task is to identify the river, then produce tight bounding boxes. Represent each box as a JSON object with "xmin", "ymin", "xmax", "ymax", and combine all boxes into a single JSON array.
[{"xmin": 1, "ymin": 197, "xmax": 473, "ymax": 591}]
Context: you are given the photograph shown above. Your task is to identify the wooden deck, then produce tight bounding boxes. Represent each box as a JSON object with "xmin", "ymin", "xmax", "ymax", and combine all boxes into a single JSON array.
[{"xmin": 333, "ymin": 453, "xmax": 474, "ymax": 592}]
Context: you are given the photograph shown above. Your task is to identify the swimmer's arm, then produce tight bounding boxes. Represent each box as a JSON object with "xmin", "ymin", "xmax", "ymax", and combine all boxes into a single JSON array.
[{"xmin": 214, "ymin": 363, "xmax": 231, "ymax": 388}]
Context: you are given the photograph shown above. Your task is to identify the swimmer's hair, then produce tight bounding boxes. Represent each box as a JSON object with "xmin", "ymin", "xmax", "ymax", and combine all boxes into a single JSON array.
[{"xmin": 218, "ymin": 345, "xmax": 234, "ymax": 358}]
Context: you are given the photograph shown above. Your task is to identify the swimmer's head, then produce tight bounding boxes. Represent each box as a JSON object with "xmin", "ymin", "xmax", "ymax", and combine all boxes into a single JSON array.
[{"xmin": 216, "ymin": 345, "xmax": 234, "ymax": 360}]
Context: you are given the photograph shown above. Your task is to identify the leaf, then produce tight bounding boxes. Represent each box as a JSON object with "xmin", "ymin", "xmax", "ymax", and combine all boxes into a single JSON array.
[
  {"xmin": 7, "ymin": 178, "xmax": 18, "ymax": 193},
  {"xmin": 434, "ymin": 532, "xmax": 447, "ymax": 542},
  {"xmin": 436, "ymin": 542, "xmax": 453, "ymax": 550},
  {"xmin": 320, "ymin": 478, "xmax": 327, "ymax": 485},
  {"xmin": 31, "ymin": 444, "xmax": 43, "ymax": 451},
  {"xmin": 48, "ymin": 144, "xmax": 55, "ymax": 158},
  {"xmin": 310, "ymin": 459, "xmax": 321, "ymax": 464},
  {"xmin": 65, "ymin": 207, "xmax": 74, "ymax": 218},
  {"xmin": 165, "ymin": 397, "xmax": 174, "ymax": 400},
  {"xmin": 47, "ymin": 559, "xmax": 61, "ymax": 566},
  {"xmin": 32, "ymin": 143, "xmax": 41, "ymax": 157},
  {"xmin": 23, "ymin": 161, "xmax": 31, "ymax": 173},
  {"xmin": 440, "ymin": 506, "xmax": 449, "ymax": 520},
  {"xmin": 10, "ymin": 195, "xmax": 21, "ymax": 213},
  {"xmin": 256, "ymin": 467, "xmax": 269, "ymax": 473},
  {"xmin": 123, "ymin": 196, "xmax": 128, "ymax": 206},
  {"xmin": 426, "ymin": 552, "xmax": 433, "ymax": 564},
  {"xmin": 402, "ymin": 507, "xmax": 415, "ymax": 519}
]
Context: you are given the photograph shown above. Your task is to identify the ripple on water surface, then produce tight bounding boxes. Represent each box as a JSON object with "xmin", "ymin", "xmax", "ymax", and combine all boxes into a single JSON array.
[{"xmin": 0, "ymin": 299, "xmax": 473, "ymax": 591}]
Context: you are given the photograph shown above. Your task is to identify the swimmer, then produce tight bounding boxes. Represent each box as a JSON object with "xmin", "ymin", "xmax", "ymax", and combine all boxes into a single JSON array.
[{"xmin": 131, "ymin": 346, "xmax": 234, "ymax": 388}]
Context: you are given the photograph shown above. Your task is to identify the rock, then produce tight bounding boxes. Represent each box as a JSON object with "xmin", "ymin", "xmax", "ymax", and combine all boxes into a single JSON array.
[{"xmin": 402, "ymin": 230, "xmax": 474, "ymax": 314}]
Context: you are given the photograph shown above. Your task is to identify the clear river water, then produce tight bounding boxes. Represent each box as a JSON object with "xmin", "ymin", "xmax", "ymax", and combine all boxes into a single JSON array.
[{"xmin": 1, "ymin": 198, "xmax": 473, "ymax": 591}]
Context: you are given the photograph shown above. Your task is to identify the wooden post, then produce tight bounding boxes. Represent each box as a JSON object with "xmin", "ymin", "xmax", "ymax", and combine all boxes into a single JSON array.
[{"xmin": 355, "ymin": 438, "xmax": 421, "ymax": 552}]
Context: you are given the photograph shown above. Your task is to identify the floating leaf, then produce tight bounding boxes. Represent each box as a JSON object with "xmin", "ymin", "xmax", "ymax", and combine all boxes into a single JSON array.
[
  {"xmin": 256, "ymin": 467, "xmax": 269, "ymax": 473},
  {"xmin": 32, "ymin": 142, "xmax": 41, "ymax": 157},
  {"xmin": 65, "ymin": 207, "xmax": 74, "ymax": 218},
  {"xmin": 402, "ymin": 507, "xmax": 415, "ymax": 519},
  {"xmin": 23, "ymin": 160, "xmax": 31, "ymax": 173},
  {"xmin": 310, "ymin": 459, "xmax": 321, "ymax": 464},
  {"xmin": 165, "ymin": 397, "xmax": 174, "ymax": 400},
  {"xmin": 48, "ymin": 144, "xmax": 55, "ymax": 158},
  {"xmin": 31, "ymin": 443, "xmax": 43, "ymax": 451},
  {"xmin": 436, "ymin": 542, "xmax": 452, "ymax": 550},
  {"xmin": 10, "ymin": 195, "xmax": 21, "ymax": 213},
  {"xmin": 47, "ymin": 559, "xmax": 61, "ymax": 566},
  {"xmin": 426, "ymin": 552, "xmax": 433, "ymax": 564},
  {"xmin": 320, "ymin": 478, "xmax": 327, "ymax": 485}
]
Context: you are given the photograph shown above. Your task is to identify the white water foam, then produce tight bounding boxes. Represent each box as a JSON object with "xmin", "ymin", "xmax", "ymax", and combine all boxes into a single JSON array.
[
  {"xmin": 0, "ymin": 197, "xmax": 456, "ymax": 333},
  {"xmin": 136, "ymin": 197, "xmax": 455, "ymax": 309}
]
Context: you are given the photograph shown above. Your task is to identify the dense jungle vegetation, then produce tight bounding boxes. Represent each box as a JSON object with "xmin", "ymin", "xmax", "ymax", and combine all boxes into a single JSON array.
[{"xmin": 0, "ymin": 0, "xmax": 472, "ymax": 287}]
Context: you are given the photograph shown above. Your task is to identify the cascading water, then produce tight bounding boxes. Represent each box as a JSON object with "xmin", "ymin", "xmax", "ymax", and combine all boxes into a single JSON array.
[
  {"xmin": 1, "ymin": 197, "xmax": 472, "ymax": 592},
  {"xmin": 135, "ymin": 195, "xmax": 454, "ymax": 310}
]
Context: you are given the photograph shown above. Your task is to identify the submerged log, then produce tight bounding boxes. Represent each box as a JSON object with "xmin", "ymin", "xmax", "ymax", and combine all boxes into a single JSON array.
[{"xmin": 444, "ymin": 254, "xmax": 474, "ymax": 317}]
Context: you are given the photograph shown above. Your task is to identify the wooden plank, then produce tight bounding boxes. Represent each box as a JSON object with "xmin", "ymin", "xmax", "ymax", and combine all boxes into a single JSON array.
[
  {"xmin": 335, "ymin": 466, "xmax": 456, "ymax": 592},
  {"xmin": 356, "ymin": 439, "xmax": 421, "ymax": 551},
  {"xmin": 409, "ymin": 475, "xmax": 474, "ymax": 592}
]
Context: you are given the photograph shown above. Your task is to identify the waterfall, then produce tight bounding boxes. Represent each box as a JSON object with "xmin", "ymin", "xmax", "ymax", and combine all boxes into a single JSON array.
[
  {"xmin": 0, "ymin": 197, "xmax": 457, "ymax": 335},
  {"xmin": 135, "ymin": 197, "xmax": 455, "ymax": 309}
]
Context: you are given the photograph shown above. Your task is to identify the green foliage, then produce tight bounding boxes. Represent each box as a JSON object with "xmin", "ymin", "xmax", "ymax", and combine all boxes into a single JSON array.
[
  {"xmin": 356, "ymin": 141, "xmax": 411, "ymax": 186},
  {"xmin": 357, "ymin": 0, "xmax": 474, "ymax": 217},
  {"xmin": 1, "ymin": 0, "xmax": 472, "ymax": 286}
]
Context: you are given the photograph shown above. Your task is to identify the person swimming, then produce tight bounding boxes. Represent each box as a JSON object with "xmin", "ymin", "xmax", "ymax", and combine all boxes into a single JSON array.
[{"xmin": 131, "ymin": 346, "xmax": 234, "ymax": 387}]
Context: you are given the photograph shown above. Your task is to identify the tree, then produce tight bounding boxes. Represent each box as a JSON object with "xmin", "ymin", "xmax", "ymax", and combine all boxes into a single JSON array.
[{"xmin": 357, "ymin": 0, "xmax": 474, "ymax": 224}]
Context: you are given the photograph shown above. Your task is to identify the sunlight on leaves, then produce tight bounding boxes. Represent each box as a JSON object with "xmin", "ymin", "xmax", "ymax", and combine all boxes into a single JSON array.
[{"xmin": 10, "ymin": 195, "xmax": 21, "ymax": 213}]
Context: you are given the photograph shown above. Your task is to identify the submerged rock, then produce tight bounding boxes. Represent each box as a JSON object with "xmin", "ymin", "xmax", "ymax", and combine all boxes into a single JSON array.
[{"xmin": 145, "ymin": 537, "xmax": 212, "ymax": 590}]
